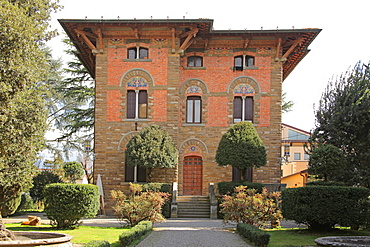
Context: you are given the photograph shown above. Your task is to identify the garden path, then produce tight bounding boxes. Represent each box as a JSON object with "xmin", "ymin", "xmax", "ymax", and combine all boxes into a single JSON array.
[{"xmin": 135, "ymin": 218, "xmax": 252, "ymax": 247}]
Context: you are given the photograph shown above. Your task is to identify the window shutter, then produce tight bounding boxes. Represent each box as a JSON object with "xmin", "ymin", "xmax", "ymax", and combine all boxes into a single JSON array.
[
  {"xmin": 245, "ymin": 97, "xmax": 254, "ymax": 122},
  {"xmin": 233, "ymin": 97, "xmax": 242, "ymax": 122},
  {"xmin": 138, "ymin": 90, "xmax": 148, "ymax": 119},
  {"xmin": 127, "ymin": 90, "xmax": 136, "ymax": 119}
]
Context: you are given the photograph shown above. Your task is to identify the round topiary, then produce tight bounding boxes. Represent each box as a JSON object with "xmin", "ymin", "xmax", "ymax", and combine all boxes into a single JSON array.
[{"xmin": 44, "ymin": 183, "xmax": 100, "ymax": 229}]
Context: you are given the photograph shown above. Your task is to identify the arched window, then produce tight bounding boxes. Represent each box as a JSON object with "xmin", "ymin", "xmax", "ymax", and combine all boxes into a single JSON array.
[
  {"xmin": 187, "ymin": 56, "xmax": 203, "ymax": 67},
  {"xmin": 233, "ymin": 96, "xmax": 254, "ymax": 123},
  {"xmin": 128, "ymin": 47, "xmax": 148, "ymax": 59},
  {"xmin": 186, "ymin": 96, "xmax": 202, "ymax": 123}
]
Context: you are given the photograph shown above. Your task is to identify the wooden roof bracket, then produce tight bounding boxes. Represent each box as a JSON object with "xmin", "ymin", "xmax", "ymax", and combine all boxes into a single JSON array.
[
  {"xmin": 75, "ymin": 29, "xmax": 99, "ymax": 54},
  {"xmin": 243, "ymin": 38, "xmax": 249, "ymax": 49},
  {"xmin": 275, "ymin": 37, "xmax": 282, "ymax": 62},
  {"xmin": 179, "ymin": 28, "xmax": 199, "ymax": 56},
  {"xmin": 204, "ymin": 39, "xmax": 209, "ymax": 50},
  {"xmin": 281, "ymin": 37, "xmax": 304, "ymax": 62},
  {"xmin": 134, "ymin": 28, "xmax": 140, "ymax": 39},
  {"xmin": 96, "ymin": 28, "xmax": 104, "ymax": 53}
]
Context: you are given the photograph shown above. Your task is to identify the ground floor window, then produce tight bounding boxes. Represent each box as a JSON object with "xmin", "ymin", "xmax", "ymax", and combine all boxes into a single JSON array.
[
  {"xmin": 125, "ymin": 163, "xmax": 146, "ymax": 182},
  {"xmin": 232, "ymin": 167, "xmax": 253, "ymax": 182}
]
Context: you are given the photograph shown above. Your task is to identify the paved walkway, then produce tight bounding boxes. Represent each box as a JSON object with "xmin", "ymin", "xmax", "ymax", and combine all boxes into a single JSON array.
[
  {"xmin": 3, "ymin": 213, "xmax": 306, "ymax": 246},
  {"xmin": 136, "ymin": 218, "xmax": 251, "ymax": 247}
]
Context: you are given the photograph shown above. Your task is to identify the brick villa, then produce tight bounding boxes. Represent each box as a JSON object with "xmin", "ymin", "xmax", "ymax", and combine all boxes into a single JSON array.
[{"xmin": 60, "ymin": 18, "xmax": 320, "ymax": 214}]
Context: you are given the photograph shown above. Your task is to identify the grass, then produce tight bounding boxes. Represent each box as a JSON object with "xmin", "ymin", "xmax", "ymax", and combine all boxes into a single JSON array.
[
  {"xmin": 5, "ymin": 223, "xmax": 127, "ymax": 246},
  {"xmin": 266, "ymin": 227, "xmax": 370, "ymax": 246}
]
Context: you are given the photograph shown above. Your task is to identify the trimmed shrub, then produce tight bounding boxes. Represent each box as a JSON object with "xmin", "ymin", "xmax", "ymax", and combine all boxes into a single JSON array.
[
  {"xmin": 44, "ymin": 183, "xmax": 100, "ymax": 229},
  {"xmin": 119, "ymin": 221, "xmax": 152, "ymax": 247},
  {"xmin": 111, "ymin": 183, "xmax": 169, "ymax": 227},
  {"xmin": 84, "ymin": 240, "xmax": 110, "ymax": 247},
  {"xmin": 220, "ymin": 186, "xmax": 282, "ymax": 228},
  {"xmin": 282, "ymin": 186, "xmax": 370, "ymax": 230},
  {"xmin": 141, "ymin": 183, "xmax": 172, "ymax": 218},
  {"xmin": 306, "ymin": 180, "xmax": 347, "ymax": 186},
  {"xmin": 218, "ymin": 181, "xmax": 264, "ymax": 195},
  {"xmin": 237, "ymin": 223, "xmax": 270, "ymax": 247}
]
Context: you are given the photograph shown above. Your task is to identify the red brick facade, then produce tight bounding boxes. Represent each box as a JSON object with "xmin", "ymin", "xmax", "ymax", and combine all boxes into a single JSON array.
[{"xmin": 60, "ymin": 19, "xmax": 320, "ymax": 214}]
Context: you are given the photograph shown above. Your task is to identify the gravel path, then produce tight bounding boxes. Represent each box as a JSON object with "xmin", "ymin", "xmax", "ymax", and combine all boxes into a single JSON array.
[{"xmin": 135, "ymin": 218, "xmax": 252, "ymax": 247}]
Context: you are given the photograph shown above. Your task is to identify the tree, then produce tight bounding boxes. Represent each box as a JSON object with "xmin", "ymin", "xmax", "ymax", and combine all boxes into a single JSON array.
[
  {"xmin": 47, "ymin": 38, "xmax": 94, "ymax": 146},
  {"xmin": 308, "ymin": 144, "xmax": 346, "ymax": 182},
  {"xmin": 125, "ymin": 125, "xmax": 178, "ymax": 178},
  {"xmin": 215, "ymin": 121, "xmax": 267, "ymax": 181},
  {"xmin": 62, "ymin": 161, "xmax": 85, "ymax": 183},
  {"xmin": 310, "ymin": 61, "xmax": 370, "ymax": 187},
  {"xmin": 30, "ymin": 171, "xmax": 63, "ymax": 206},
  {"xmin": 282, "ymin": 92, "xmax": 294, "ymax": 113},
  {"xmin": 0, "ymin": 0, "xmax": 61, "ymax": 240}
]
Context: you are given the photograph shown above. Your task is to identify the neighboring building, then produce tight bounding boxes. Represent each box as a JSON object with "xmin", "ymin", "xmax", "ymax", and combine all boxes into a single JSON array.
[
  {"xmin": 281, "ymin": 123, "xmax": 310, "ymax": 188},
  {"xmin": 60, "ymin": 19, "xmax": 320, "ymax": 213}
]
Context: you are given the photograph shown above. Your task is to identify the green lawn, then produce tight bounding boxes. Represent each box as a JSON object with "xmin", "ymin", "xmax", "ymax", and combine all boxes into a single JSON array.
[
  {"xmin": 266, "ymin": 227, "xmax": 370, "ymax": 247},
  {"xmin": 5, "ymin": 223, "xmax": 126, "ymax": 246}
]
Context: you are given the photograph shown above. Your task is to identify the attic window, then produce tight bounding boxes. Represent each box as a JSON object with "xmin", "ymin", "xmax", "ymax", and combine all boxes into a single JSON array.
[
  {"xmin": 234, "ymin": 55, "xmax": 255, "ymax": 70},
  {"xmin": 187, "ymin": 56, "xmax": 203, "ymax": 67},
  {"xmin": 128, "ymin": 47, "xmax": 148, "ymax": 59}
]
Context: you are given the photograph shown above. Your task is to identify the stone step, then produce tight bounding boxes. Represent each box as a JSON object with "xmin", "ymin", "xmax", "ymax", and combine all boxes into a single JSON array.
[{"xmin": 176, "ymin": 196, "xmax": 211, "ymax": 218}]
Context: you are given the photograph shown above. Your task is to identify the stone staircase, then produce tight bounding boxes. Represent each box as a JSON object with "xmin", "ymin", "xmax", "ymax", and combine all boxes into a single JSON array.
[{"xmin": 177, "ymin": 196, "xmax": 211, "ymax": 218}]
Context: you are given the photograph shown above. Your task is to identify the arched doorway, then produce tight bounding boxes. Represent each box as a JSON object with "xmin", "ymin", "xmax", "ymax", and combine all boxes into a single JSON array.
[{"xmin": 183, "ymin": 156, "xmax": 203, "ymax": 195}]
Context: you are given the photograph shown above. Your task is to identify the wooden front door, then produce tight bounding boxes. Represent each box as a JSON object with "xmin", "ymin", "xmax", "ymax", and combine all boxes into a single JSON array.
[{"xmin": 183, "ymin": 156, "xmax": 202, "ymax": 195}]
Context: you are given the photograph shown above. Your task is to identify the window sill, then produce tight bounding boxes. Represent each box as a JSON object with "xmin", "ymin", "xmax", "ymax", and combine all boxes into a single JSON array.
[
  {"xmin": 231, "ymin": 66, "xmax": 259, "ymax": 71},
  {"xmin": 182, "ymin": 123, "xmax": 205, "ymax": 127},
  {"xmin": 124, "ymin": 59, "xmax": 152, "ymax": 62},
  {"xmin": 123, "ymin": 119, "xmax": 151, "ymax": 122},
  {"xmin": 183, "ymin": 67, "xmax": 206, "ymax": 70}
]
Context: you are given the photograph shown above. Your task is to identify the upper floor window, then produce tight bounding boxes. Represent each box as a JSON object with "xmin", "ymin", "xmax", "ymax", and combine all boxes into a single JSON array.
[
  {"xmin": 128, "ymin": 47, "xmax": 148, "ymax": 59},
  {"xmin": 233, "ymin": 96, "xmax": 253, "ymax": 123},
  {"xmin": 186, "ymin": 96, "xmax": 202, "ymax": 123},
  {"xmin": 294, "ymin": 153, "xmax": 301, "ymax": 160},
  {"xmin": 234, "ymin": 55, "xmax": 255, "ymax": 70},
  {"xmin": 187, "ymin": 56, "xmax": 203, "ymax": 67},
  {"xmin": 127, "ymin": 90, "xmax": 148, "ymax": 119}
]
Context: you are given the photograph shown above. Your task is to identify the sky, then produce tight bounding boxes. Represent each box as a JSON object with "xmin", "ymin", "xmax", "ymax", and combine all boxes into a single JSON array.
[{"xmin": 48, "ymin": 0, "xmax": 370, "ymax": 133}]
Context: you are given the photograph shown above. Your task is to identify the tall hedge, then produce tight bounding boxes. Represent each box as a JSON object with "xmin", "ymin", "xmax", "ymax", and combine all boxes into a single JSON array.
[
  {"xmin": 282, "ymin": 186, "xmax": 370, "ymax": 230},
  {"xmin": 44, "ymin": 183, "xmax": 100, "ymax": 228}
]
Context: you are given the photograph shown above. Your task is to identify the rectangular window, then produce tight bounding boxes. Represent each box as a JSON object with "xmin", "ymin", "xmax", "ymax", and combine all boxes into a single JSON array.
[
  {"xmin": 186, "ymin": 96, "xmax": 201, "ymax": 123},
  {"xmin": 188, "ymin": 56, "xmax": 203, "ymax": 67},
  {"xmin": 128, "ymin": 47, "xmax": 148, "ymax": 59},
  {"xmin": 233, "ymin": 96, "xmax": 254, "ymax": 123},
  {"xmin": 127, "ymin": 90, "xmax": 147, "ymax": 119},
  {"xmin": 294, "ymin": 153, "xmax": 301, "ymax": 160}
]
